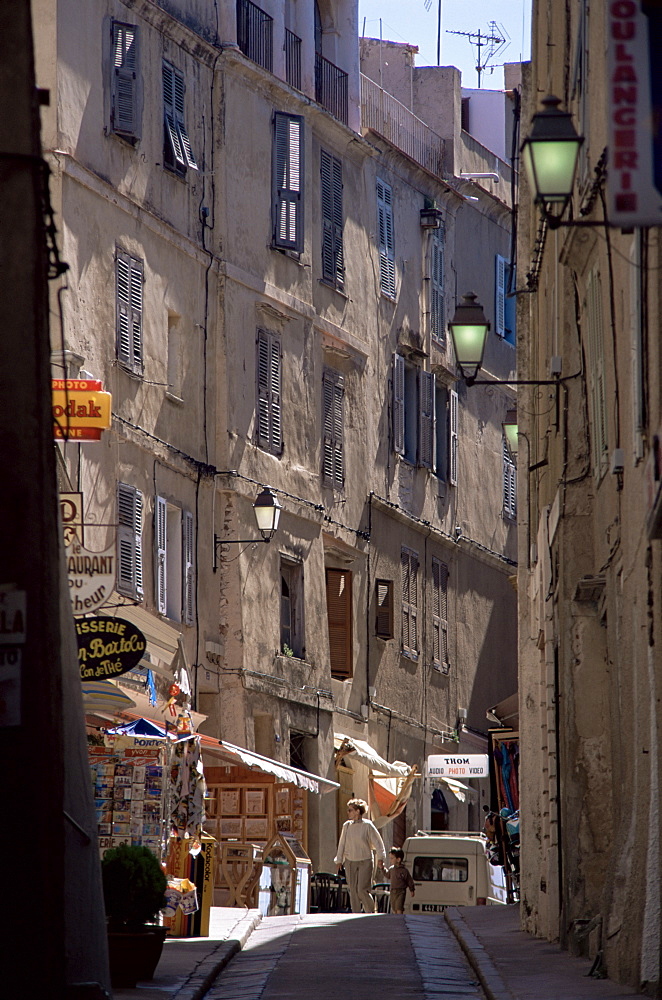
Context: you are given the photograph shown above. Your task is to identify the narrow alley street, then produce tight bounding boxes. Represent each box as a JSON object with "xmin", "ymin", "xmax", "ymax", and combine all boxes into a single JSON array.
[{"xmin": 204, "ymin": 912, "xmax": 483, "ymax": 1000}]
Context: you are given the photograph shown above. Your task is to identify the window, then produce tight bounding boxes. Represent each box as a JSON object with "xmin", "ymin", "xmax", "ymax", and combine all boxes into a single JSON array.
[
  {"xmin": 256, "ymin": 329, "xmax": 283, "ymax": 455},
  {"xmin": 111, "ymin": 22, "xmax": 139, "ymax": 142},
  {"xmin": 375, "ymin": 580, "xmax": 394, "ymax": 639},
  {"xmin": 392, "ymin": 354, "xmax": 434, "ymax": 468},
  {"xmin": 503, "ymin": 438, "xmax": 517, "ymax": 519},
  {"xmin": 585, "ymin": 269, "xmax": 608, "ymax": 477},
  {"xmin": 377, "ymin": 178, "xmax": 396, "ymax": 297},
  {"xmin": 322, "ymin": 368, "xmax": 344, "ymax": 489},
  {"xmin": 273, "ymin": 112, "xmax": 304, "ymax": 252},
  {"xmin": 117, "ymin": 483, "xmax": 144, "ymax": 599},
  {"xmin": 281, "ymin": 558, "xmax": 304, "ymax": 657},
  {"xmin": 116, "ymin": 250, "xmax": 143, "ymax": 373},
  {"xmin": 431, "ymin": 558, "xmax": 448, "ymax": 670},
  {"xmin": 155, "ymin": 498, "xmax": 195, "ymax": 624},
  {"xmin": 162, "ymin": 61, "xmax": 198, "ymax": 175},
  {"xmin": 326, "ymin": 568, "xmax": 352, "ymax": 678},
  {"xmin": 430, "ymin": 226, "xmax": 445, "ymax": 345},
  {"xmin": 495, "ymin": 254, "xmax": 516, "ymax": 345},
  {"xmin": 320, "ymin": 149, "xmax": 344, "ymax": 289},
  {"xmin": 401, "ymin": 547, "xmax": 418, "ymax": 659},
  {"xmin": 412, "ymin": 856, "xmax": 468, "ymax": 882}
]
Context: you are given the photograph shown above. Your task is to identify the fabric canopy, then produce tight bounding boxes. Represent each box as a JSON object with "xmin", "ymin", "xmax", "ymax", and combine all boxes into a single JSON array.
[
  {"xmin": 82, "ymin": 680, "xmax": 136, "ymax": 713},
  {"xmin": 334, "ymin": 733, "xmax": 413, "ymax": 778},
  {"xmin": 107, "ymin": 717, "xmax": 168, "ymax": 737},
  {"xmin": 370, "ymin": 769, "xmax": 418, "ymax": 829},
  {"xmin": 200, "ymin": 737, "xmax": 339, "ymax": 795}
]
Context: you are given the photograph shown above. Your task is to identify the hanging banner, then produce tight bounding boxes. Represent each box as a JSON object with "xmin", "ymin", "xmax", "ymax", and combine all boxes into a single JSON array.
[
  {"xmin": 607, "ymin": 1, "xmax": 662, "ymax": 225},
  {"xmin": 427, "ymin": 754, "xmax": 490, "ymax": 778},
  {"xmin": 66, "ymin": 541, "xmax": 116, "ymax": 615},
  {"xmin": 52, "ymin": 379, "xmax": 112, "ymax": 441},
  {"xmin": 77, "ymin": 616, "xmax": 146, "ymax": 681}
]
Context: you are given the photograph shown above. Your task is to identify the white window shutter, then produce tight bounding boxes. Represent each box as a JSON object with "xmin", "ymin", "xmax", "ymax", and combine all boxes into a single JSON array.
[
  {"xmin": 182, "ymin": 510, "xmax": 194, "ymax": 625},
  {"xmin": 117, "ymin": 483, "xmax": 143, "ymax": 599},
  {"xmin": 418, "ymin": 370, "xmax": 435, "ymax": 468},
  {"xmin": 269, "ymin": 336, "xmax": 283, "ymax": 454},
  {"xmin": 431, "ymin": 228, "xmax": 445, "ymax": 343},
  {"xmin": 116, "ymin": 253, "xmax": 132, "ymax": 367},
  {"xmin": 392, "ymin": 354, "xmax": 405, "ymax": 456},
  {"xmin": 503, "ymin": 440, "xmax": 517, "ymax": 517},
  {"xmin": 449, "ymin": 388, "xmax": 458, "ymax": 486},
  {"xmin": 173, "ymin": 72, "xmax": 197, "ymax": 170},
  {"xmin": 155, "ymin": 496, "xmax": 167, "ymax": 615},
  {"xmin": 495, "ymin": 254, "xmax": 507, "ymax": 337},
  {"xmin": 129, "ymin": 256, "xmax": 143, "ymax": 371},
  {"xmin": 112, "ymin": 22, "xmax": 138, "ymax": 139},
  {"xmin": 273, "ymin": 113, "xmax": 304, "ymax": 252}
]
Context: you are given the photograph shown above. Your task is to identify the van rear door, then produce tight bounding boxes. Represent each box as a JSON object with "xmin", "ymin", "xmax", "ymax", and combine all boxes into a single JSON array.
[{"xmin": 407, "ymin": 848, "xmax": 478, "ymax": 912}]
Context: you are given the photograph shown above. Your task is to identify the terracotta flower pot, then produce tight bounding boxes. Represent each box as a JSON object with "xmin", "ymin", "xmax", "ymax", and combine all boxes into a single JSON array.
[{"xmin": 107, "ymin": 925, "xmax": 167, "ymax": 988}]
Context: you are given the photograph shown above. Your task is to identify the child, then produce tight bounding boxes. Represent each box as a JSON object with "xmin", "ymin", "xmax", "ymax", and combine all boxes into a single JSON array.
[{"xmin": 385, "ymin": 846, "xmax": 415, "ymax": 914}]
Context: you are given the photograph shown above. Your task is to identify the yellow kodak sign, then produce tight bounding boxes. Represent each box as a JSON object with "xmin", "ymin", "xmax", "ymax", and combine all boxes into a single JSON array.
[{"xmin": 52, "ymin": 379, "xmax": 112, "ymax": 441}]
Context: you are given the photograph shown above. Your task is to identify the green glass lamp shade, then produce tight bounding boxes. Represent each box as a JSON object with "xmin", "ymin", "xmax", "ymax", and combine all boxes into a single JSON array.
[
  {"xmin": 521, "ymin": 95, "xmax": 583, "ymax": 206},
  {"xmin": 449, "ymin": 293, "xmax": 490, "ymax": 380}
]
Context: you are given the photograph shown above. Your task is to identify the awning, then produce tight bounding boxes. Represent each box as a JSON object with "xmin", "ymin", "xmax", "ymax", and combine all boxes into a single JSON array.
[
  {"xmin": 100, "ymin": 605, "xmax": 181, "ymax": 679},
  {"xmin": 431, "ymin": 775, "xmax": 477, "ymax": 803},
  {"xmin": 200, "ymin": 737, "xmax": 339, "ymax": 795},
  {"xmin": 487, "ymin": 692, "xmax": 519, "ymax": 731},
  {"xmin": 334, "ymin": 733, "xmax": 413, "ymax": 778},
  {"xmin": 82, "ymin": 680, "xmax": 136, "ymax": 713},
  {"xmin": 370, "ymin": 769, "xmax": 418, "ymax": 829}
]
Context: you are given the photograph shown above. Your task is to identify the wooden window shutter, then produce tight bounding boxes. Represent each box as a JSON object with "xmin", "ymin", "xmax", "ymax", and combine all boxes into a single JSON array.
[
  {"xmin": 375, "ymin": 579, "xmax": 394, "ymax": 639},
  {"xmin": 503, "ymin": 439, "xmax": 517, "ymax": 518},
  {"xmin": 256, "ymin": 330, "xmax": 282, "ymax": 455},
  {"xmin": 273, "ymin": 113, "xmax": 304, "ymax": 252},
  {"xmin": 117, "ymin": 483, "xmax": 143, "ymax": 598},
  {"xmin": 401, "ymin": 548, "xmax": 418, "ymax": 657},
  {"xmin": 322, "ymin": 369, "xmax": 344, "ymax": 488},
  {"xmin": 377, "ymin": 178, "xmax": 395, "ymax": 297},
  {"xmin": 432, "ymin": 558, "xmax": 448, "ymax": 667},
  {"xmin": 326, "ymin": 568, "xmax": 352, "ymax": 678},
  {"xmin": 418, "ymin": 370, "xmax": 435, "ymax": 468},
  {"xmin": 430, "ymin": 228, "xmax": 445, "ymax": 344},
  {"xmin": 129, "ymin": 255, "xmax": 143, "ymax": 370},
  {"xmin": 392, "ymin": 353, "xmax": 405, "ymax": 456},
  {"xmin": 163, "ymin": 62, "xmax": 186, "ymax": 167},
  {"xmin": 449, "ymin": 388, "xmax": 458, "ymax": 486},
  {"xmin": 155, "ymin": 496, "xmax": 167, "ymax": 615},
  {"xmin": 182, "ymin": 510, "xmax": 194, "ymax": 625},
  {"xmin": 495, "ymin": 255, "xmax": 507, "ymax": 337},
  {"xmin": 116, "ymin": 251, "xmax": 143, "ymax": 372},
  {"xmin": 320, "ymin": 149, "xmax": 344, "ymax": 289},
  {"xmin": 111, "ymin": 22, "xmax": 138, "ymax": 139},
  {"xmin": 173, "ymin": 71, "xmax": 197, "ymax": 169}
]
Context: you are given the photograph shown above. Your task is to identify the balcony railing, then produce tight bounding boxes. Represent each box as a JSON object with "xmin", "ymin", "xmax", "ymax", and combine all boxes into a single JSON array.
[
  {"xmin": 361, "ymin": 74, "xmax": 445, "ymax": 179},
  {"xmin": 315, "ymin": 53, "xmax": 348, "ymax": 126},
  {"xmin": 285, "ymin": 28, "xmax": 302, "ymax": 90},
  {"xmin": 237, "ymin": 0, "xmax": 273, "ymax": 73}
]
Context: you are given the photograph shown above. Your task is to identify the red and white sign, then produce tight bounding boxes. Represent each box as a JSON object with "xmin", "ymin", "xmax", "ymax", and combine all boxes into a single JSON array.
[{"xmin": 607, "ymin": 1, "xmax": 662, "ymax": 226}]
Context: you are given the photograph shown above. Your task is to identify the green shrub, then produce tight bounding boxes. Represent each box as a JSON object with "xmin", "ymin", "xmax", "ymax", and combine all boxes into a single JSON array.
[{"xmin": 102, "ymin": 844, "xmax": 167, "ymax": 929}]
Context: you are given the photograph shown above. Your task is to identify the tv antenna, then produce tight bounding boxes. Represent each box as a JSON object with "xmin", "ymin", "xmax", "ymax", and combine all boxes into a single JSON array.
[{"xmin": 446, "ymin": 21, "xmax": 510, "ymax": 87}]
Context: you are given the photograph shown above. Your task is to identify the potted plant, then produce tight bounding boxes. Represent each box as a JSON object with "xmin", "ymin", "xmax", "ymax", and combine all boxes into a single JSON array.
[{"xmin": 101, "ymin": 844, "xmax": 168, "ymax": 988}]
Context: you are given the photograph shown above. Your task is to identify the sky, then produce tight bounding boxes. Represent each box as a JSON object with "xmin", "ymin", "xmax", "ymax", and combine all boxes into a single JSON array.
[{"xmin": 358, "ymin": 0, "xmax": 532, "ymax": 90}]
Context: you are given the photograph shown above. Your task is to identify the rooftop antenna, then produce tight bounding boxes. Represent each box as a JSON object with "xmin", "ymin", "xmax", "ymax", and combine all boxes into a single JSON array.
[
  {"xmin": 421, "ymin": 0, "xmax": 442, "ymax": 66},
  {"xmin": 446, "ymin": 21, "xmax": 510, "ymax": 87}
]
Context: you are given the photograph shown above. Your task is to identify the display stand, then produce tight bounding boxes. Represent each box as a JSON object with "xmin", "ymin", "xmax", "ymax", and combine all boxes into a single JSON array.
[
  {"xmin": 258, "ymin": 831, "xmax": 311, "ymax": 916},
  {"xmin": 164, "ymin": 834, "xmax": 216, "ymax": 937},
  {"xmin": 219, "ymin": 842, "xmax": 264, "ymax": 907}
]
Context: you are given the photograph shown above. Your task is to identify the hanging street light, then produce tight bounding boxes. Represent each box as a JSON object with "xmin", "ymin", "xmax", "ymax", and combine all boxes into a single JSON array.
[
  {"xmin": 447, "ymin": 292, "xmax": 490, "ymax": 384},
  {"xmin": 214, "ymin": 486, "xmax": 283, "ymax": 569},
  {"xmin": 521, "ymin": 95, "xmax": 585, "ymax": 225}
]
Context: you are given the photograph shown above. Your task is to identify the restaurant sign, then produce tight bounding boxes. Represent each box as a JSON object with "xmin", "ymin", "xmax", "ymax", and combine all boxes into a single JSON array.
[
  {"xmin": 52, "ymin": 379, "xmax": 112, "ymax": 441},
  {"xmin": 77, "ymin": 616, "xmax": 146, "ymax": 681},
  {"xmin": 67, "ymin": 542, "xmax": 116, "ymax": 615},
  {"xmin": 427, "ymin": 754, "xmax": 490, "ymax": 778}
]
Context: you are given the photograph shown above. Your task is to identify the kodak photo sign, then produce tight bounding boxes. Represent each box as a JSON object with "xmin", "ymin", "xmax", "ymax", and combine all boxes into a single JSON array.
[
  {"xmin": 77, "ymin": 616, "xmax": 146, "ymax": 681},
  {"xmin": 52, "ymin": 379, "xmax": 112, "ymax": 441}
]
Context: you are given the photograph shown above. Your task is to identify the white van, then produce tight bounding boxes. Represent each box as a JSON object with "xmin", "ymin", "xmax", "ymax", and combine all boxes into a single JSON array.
[{"xmin": 402, "ymin": 831, "xmax": 507, "ymax": 913}]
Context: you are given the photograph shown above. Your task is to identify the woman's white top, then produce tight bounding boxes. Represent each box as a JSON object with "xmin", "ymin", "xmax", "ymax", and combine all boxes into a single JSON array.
[{"xmin": 334, "ymin": 818, "xmax": 386, "ymax": 865}]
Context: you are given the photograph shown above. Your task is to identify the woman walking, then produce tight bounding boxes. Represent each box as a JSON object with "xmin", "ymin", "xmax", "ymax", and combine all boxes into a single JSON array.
[{"xmin": 334, "ymin": 798, "xmax": 386, "ymax": 913}]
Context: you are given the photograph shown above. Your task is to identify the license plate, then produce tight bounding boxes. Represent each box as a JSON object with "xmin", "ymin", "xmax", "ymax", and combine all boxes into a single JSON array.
[{"xmin": 421, "ymin": 903, "xmax": 445, "ymax": 912}]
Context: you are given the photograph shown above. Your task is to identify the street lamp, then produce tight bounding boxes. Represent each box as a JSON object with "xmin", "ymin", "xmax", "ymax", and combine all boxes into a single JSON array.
[
  {"xmin": 448, "ymin": 292, "xmax": 575, "ymax": 388},
  {"xmin": 214, "ymin": 487, "xmax": 282, "ymax": 568},
  {"xmin": 502, "ymin": 409, "xmax": 519, "ymax": 463}
]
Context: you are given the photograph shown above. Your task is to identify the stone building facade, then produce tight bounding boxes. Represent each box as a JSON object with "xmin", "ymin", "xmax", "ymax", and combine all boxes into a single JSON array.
[
  {"xmin": 517, "ymin": 2, "xmax": 661, "ymax": 993},
  {"xmin": 36, "ymin": 0, "xmax": 518, "ymax": 872}
]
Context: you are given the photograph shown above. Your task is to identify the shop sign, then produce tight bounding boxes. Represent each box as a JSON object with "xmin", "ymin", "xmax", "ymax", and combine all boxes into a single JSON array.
[
  {"xmin": 52, "ymin": 379, "xmax": 112, "ymax": 441},
  {"xmin": 77, "ymin": 616, "xmax": 146, "ymax": 681},
  {"xmin": 67, "ymin": 541, "xmax": 116, "ymax": 615},
  {"xmin": 427, "ymin": 754, "xmax": 489, "ymax": 778},
  {"xmin": 607, "ymin": 1, "xmax": 662, "ymax": 226},
  {"xmin": 60, "ymin": 491, "xmax": 84, "ymax": 546}
]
